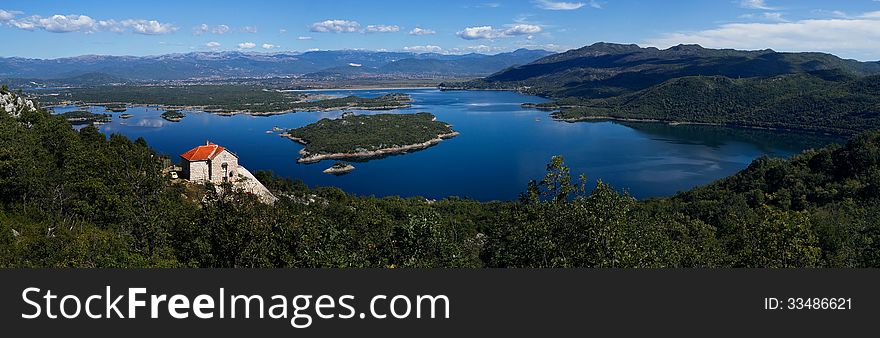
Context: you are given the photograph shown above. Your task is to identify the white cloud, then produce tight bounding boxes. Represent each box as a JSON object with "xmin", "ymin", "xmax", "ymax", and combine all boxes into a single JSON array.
[
  {"xmin": 261, "ymin": 43, "xmax": 276, "ymax": 49},
  {"xmin": 646, "ymin": 14, "xmax": 880, "ymax": 60},
  {"xmin": 310, "ymin": 19, "xmax": 360, "ymax": 33},
  {"xmin": 192, "ymin": 23, "xmax": 228, "ymax": 35},
  {"xmin": 533, "ymin": 0, "xmax": 587, "ymax": 10},
  {"xmin": 213, "ymin": 24, "xmax": 230, "ymax": 34},
  {"xmin": 1, "ymin": 10, "xmax": 177, "ymax": 35},
  {"xmin": 97, "ymin": 19, "xmax": 124, "ymax": 33},
  {"xmin": 205, "ymin": 41, "xmax": 221, "ymax": 48},
  {"xmin": 457, "ymin": 26, "xmax": 498, "ymax": 39},
  {"xmin": 761, "ymin": 12, "xmax": 786, "ymax": 22},
  {"xmin": 0, "ymin": 9, "xmax": 17, "ymax": 22},
  {"xmin": 457, "ymin": 24, "xmax": 542, "ymax": 40},
  {"xmin": 741, "ymin": 12, "xmax": 787, "ymax": 22},
  {"xmin": 10, "ymin": 14, "xmax": 98, "ymax": 33},
  {"xmin": 506, "ymin": 24, "xmax": 542, "ymax": 35},
  {"xmin": 403, "ymin": 45, "xmax": 443, "ymax": 53},
  {"xmin": 238, "ymin": 42, "xmax": 256, "ymax": 49},
  {"xmin": 297, "ymin": 36, "xmax": 313, "ymax": 40},
  {"xmin": 241, "ymin": 26, "xmax": 257, "ymax": 33},
  {"xmin": 364, "ymin": 24, "xmax": 400, "ymax": 33},
  {"xmin": 409, "ymin": 27, "xmax": 436, "ymax": 35},
  {"xmin": 193, "ymin": 23, "xmax": 209, "ymax": 35},
  {"xmin": 279, "ymin": 28, "xmax": 287, "ymax": 33},
  {"xmin": 121, "ymin": 19, "xmax": 178, "ymax": 35},
  {"xmin": 740, "ymin": 0, "xmax": 777, "ymax": 10}
]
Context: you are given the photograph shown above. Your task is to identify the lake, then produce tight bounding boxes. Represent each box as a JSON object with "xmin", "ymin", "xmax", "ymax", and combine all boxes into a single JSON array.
[{"xmin": 53, "ymin": 89, "xmax": 841, "ymax": 201}]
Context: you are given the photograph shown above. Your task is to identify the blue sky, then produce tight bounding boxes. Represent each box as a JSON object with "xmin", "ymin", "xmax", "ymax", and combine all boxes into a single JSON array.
[{"xmin": 2, "ymin": 0, "xmax": 880, "ymax": 60}]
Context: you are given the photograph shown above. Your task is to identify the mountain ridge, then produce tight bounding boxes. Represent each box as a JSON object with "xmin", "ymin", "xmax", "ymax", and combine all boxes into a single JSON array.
[
  {"xmin": 448, "ymin": 42, "xmax": 880, "ymax": 98},
  {"xmin": 0, "ymin": 49, "xmax": 553, "ymax": 81}
]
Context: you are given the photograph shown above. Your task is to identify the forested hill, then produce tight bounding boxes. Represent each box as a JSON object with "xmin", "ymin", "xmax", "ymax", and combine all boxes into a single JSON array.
[
  {"xmin": 550, "ymin": 71, "xmax": 880, "ymax": 135},
  {"xmin": 3, "ymin": 85, "xmax": 880, "ymax": 268},
  {"xmin": 445, "ymin": 42, "xmax": 880, "ymax": 135},
  {"xmin": 447, "ymin": 42, "xmax": 880, "ymax": 98}
]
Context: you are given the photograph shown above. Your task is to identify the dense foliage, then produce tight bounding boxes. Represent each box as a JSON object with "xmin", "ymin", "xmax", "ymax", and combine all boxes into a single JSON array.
[
  {"xmin": 160, "ymin": 110, "xmax": 186, "ymax": 122},
  {"xmin": 288, "ymin": 93, "xmax": 411, "ymax": 111},
  {"xmin": 552, "ymin": 72, "xmax": 880, "ymax": 135},
  {"xmin": 287, "ymin": 112, "xmax": 455, "ymax": 156},
  {"xmin": 59, "ymin": 110, "xmax": 111, "ymax": 125},
  {"xmin": 103, "ymin": 103, "xmax": 127, "ymax": 112}
]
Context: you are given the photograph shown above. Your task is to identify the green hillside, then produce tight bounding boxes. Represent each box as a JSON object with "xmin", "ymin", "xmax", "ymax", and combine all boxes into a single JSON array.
[{"xmin": 551, "ymin": 71, "xmax": 880, "ymax": 134}]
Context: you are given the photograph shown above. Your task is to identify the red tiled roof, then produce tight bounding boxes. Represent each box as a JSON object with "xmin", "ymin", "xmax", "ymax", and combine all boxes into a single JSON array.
[{"xmin": 180, "ymin": 142, "xmax": 234, "ymax": 161}]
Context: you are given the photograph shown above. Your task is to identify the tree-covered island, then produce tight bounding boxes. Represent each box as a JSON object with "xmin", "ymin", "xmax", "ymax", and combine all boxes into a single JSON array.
[
  {"xmin": 59, "ymin": 110, "xmax": 112, "ymax": 125},
  {"xmin": 160, "ymin": 110, "xmax": 186, "ymax": 122},
  {"xmin": 285, "ymin": 112, "xmax": 459, "ymax": 163}
]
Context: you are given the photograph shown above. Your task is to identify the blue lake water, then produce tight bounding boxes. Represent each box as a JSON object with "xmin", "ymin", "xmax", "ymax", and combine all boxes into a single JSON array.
[{"xmin": 53, "ymin": 89, "xmax": 841, "ymax": 201}]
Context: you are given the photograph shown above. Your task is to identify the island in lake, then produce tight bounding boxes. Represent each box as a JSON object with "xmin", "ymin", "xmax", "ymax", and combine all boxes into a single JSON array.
[
  {"xmin": 104, "ymin": 103, "xmax": 127, "ymax": 112},
  {"xmin": 60, "ymin": 110, "xmax": 112, "ymax": 125},
  {"xmin": 160, "ymin": 110, "xmax": 186, "ymax": 122},
  {"xmin": 284, "ymin": 112, "xmax": 459, "ymax": 163},
  {"xmin": 323, "ymin": 161, "xmax": 355, "ymax": 175}
]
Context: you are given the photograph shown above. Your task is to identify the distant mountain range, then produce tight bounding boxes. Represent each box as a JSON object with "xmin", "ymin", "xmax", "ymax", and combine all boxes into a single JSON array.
[
  {"xmin": 448, "ymin": 42, "xmax": 880, "ymax": 98},
  {"xmin": 0, "ymin": 49, "xmax": 553, "ymax": 84}
]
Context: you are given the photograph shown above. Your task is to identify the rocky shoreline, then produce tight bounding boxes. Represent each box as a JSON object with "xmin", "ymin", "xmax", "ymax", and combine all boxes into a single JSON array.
[
  {"xmin": 323, "ymin": 163, "xmax": 356, "ymax": 175},
  {"xmin": 286, "ymin": 131, "xmax": 460, "ymax": 164},
  {"xmin": 552, "ymin": 115, "xmax": 717, "ymax": 125}
]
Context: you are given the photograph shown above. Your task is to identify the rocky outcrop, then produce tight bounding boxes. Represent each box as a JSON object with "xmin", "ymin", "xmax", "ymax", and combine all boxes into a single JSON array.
[
  {"xmin": 228, "ymin": 165, "xmax": 278, "ymax": 204},
  {"xmin": 1, "ymin": 90, "xmax": 37, "ymax": 118},
  {"xmin": 289, "ymin": 131, "xmax": 460, "ymax": 163},
  {"xmin": 323, "ymin": 163, "xmax": 355, "ymax": 175}
]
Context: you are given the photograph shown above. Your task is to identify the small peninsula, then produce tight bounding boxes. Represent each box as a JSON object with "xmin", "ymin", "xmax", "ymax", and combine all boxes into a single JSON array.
[{"xmin": 284, "ymin": 112, "xmax": 459, "ymax": 163}]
